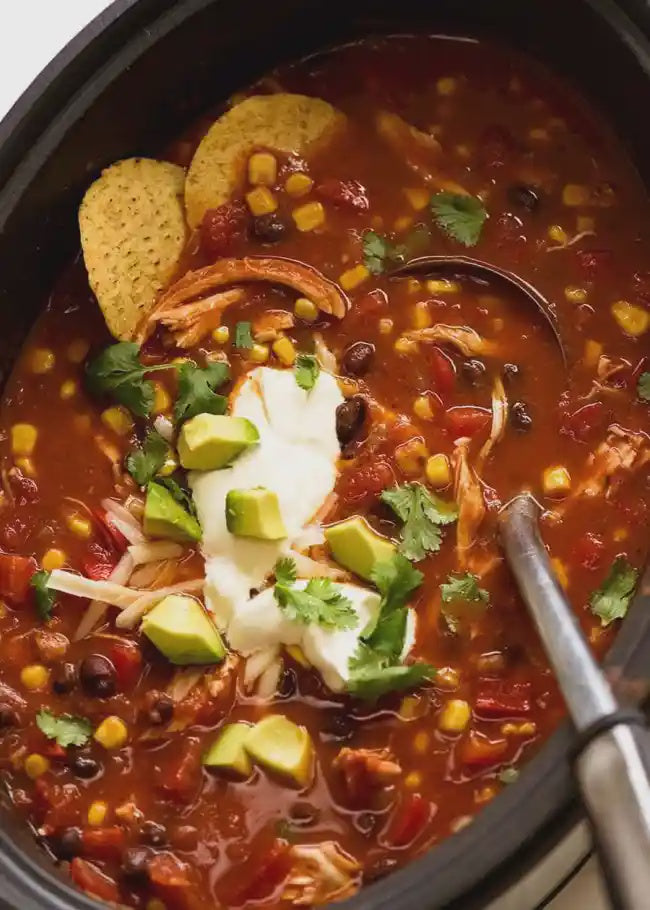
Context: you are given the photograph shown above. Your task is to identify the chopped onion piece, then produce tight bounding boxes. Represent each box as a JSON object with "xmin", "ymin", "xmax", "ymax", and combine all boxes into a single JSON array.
[
  {"xmin": 128, "ymin": 541, "xmax": 184, "ymax": 566},
  {"xmin": 257, "ymin": 659, "xmax": 283, "ymax": 698},
  {"xmin": 153, "ymin": 415, "xmax": 174, "ymax": 443},
  {"xmin": 101, "ymin": 498, "xmax": 145, "ymax": 544},
  {"xmin": 292, "ymin": 524, "xmax": 326, "ymax": 550},
  {"xmin": 115, "ymin": 578, "xmax": 205, "ymax": 629},
  {"xmin": 477, "ymin": 376, "xmax": 508, "ymax": 470},
  {"xmin": 73, "ymin": 552, "xmax": 135, "ymax": 641},
  {"xmin": 244, "ymin": 647, "xmax": 279, "ymax": 691},
  {"xmin": 48, "ymin": 569, "xmax": 142, "ymax": 608}
]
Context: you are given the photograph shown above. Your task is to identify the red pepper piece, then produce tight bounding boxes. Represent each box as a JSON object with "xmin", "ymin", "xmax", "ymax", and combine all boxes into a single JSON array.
[
  {"xmin": 572, "ymin": 532, "xmax": 605, "ymax": 571},
  {"xmin": 316, "ymin": 178, "xmax": 370, "ymax": 212},
  {"xmin": 149, "ymin": 852, "xmax": 203, "ymax": 909},
  {"xmin": 92, "ymin": 508, "xmax": 128, "ymax": 554},
  {"xmin": 475, "ymin": 680, "xmax": 531, "ymax": 719},
  {"xmin": 236, "ymin": 841, "xmax": 291, "ymax": 903},
  {"xmin": 386, "ymin": 793, "xmax": 431, "ymax": 847},
  {"xmin": 82, "ymin": 542, "xmax": 118, "ymax": 581},
  {"xmin": 70, "ymin": 858, "xmax": 120, "ymax": 903},
  {"xmin": 445, "ymin": 406, "xmax": 491, "ymax": 438},
  {"xmin": 109, "ymin": 639, "xmax": 143, "ymax": 689},
  {"xmin": 200, "ymin": 199, "xmax": 250, "ymax": 258},
  {"xmin": 156, "ymin": 739, "xmax": 203, "ymax": 803},
  {"xmin": 338, "ymin": 458, "xmax": 394, "ymax": 507},
  {"xmin": 0, "ymin": 553, "xmax": 38, "ymax": 604},
  {"xmin": 428, "ymin": 346, "xmax": 456, "ymax": 396},
  {"xmin": 459, "ymin": 730, "xmax": 508, "ymax": 767},
  {"xmin": 81, "ymin": 826, "xmax": 126, "ymax": 861},
  {"xmin": 351, "ymin": 289, "xmax": 389, "ymax": 319}
]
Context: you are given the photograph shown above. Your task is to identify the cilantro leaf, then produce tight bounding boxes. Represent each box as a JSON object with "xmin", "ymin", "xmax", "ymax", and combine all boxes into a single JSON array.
[
  {"xmin": 430, "ymin": 192, "xmax": 487, "ymax": 247},
  {"xmin": 36, "ymin": 709, "xmax": 92, "ymax": 748},
  {"xmin": 234, "ymin": 321, "xmax": 254, "ymax": 349},
  {"xmin": 126, "ymin": 430, "xmax": 169, "ymax": 486},
  {"xmin": 348, "ymin": 655, "xmax": 436, "ymax": 701},
  {"xmin": 362, "ymin": 230, "xmax": 406, "ymax": 275},
  {"xmin": 85, "ymin": 342, "xmax": 176, "ymax": 418},
  {"xmin": 294, "ymin": 353, "xmax": 320, "ymax": 392},
  {"xmin": 157, "ymin": 476, "xmax": 198, "ymax": 519},
  {"xmin": 173, "ymin": 360, "xmax": 230, "ymax": 424},
  {"xmin": 30, "ymin": 570, "xmax": 56, "ymax": 621},
  {"xmin": 440, "ymin": 573, "xmax": 489, "ymax": 605},
  {"xmin": 589, "ymin": 557, "xmax": 638, "ymax": 626},
  {"xmin": 273, "ymin": 564, "xmax": 356, "ymax": 630},
  {"xmin": 381, "ymin": 483, "xmax": 458, "ymax": 561},
  {"xmin": 371, "ymin": 553, "xmax": 423, "ymax": 617},
  {"xmin": 637, "ymin": 371, "xmax": 650, "ymax": 403}
]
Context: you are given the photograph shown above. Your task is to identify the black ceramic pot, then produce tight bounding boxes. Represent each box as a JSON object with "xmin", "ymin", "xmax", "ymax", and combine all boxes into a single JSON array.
[{"xmin": 0, "ymin": 1, "xmax": 649, "ymax": 908}]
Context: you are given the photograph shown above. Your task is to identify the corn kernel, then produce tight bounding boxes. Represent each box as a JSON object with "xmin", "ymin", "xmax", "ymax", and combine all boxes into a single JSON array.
[
  {"xmin": 413, "ymin": 731, "xmax": 430, "ymax": 754},
  {"xmin": 30, "ymin": 348, "xmax": 55, "ymax": 374},
  {"xmin": 248, "ymin": 151, "xmax": 277, "ymax": 187},
  {"xmin": 87, "ymin": 800, "xmax": 109, "ymax": 826},
  {"xmin": 529, "ymin": 127, "xmax": 549, "ymax": 141},
  {"xmin": 378, "ymin": 318, "xmax": 394, "ymax": 335},
  {"xmin": 21, "ymin": 665, "xmax": 49, "ymax": 691},
  {"xmin": 212, "ymin": 325, "xmax": 230, "ymax": 345},
  {"xmin": 66, "ymin": 515, "xmax": 93, "ymax": 539},
  {"xmin": 157, "ymin": 454, "xmax": 179, "ymax": 478},
  {"xmin": 438, "ymin": 699, "xmax": 471, "ymax": 734},
  {"xmin": 583, "ymin": 339, "xmax": 603, "ymax": 368},
  {"xmin": 248, "ymin": 343, "xmax": 269, "ymax": 364},
  {"xmin": 562, "ymin": 183, "xmax": 590, "ymax": 207},
  {"xmin": 292, "ymin": 201, "xmax": 325, "ymax": 232},
  {"xmin": 552, "ymin": 557, "xmax": 569, "ymax": 589},
  {"xmin": 24, "ymin": 754, "xmax": 50, "ymax": 780},
  {"xmin": 285, "ymin": 172, "xmax": 314, "ymax": 198},
  {"xmin": 406, "ymin": 278, "xmax": 421, "ymax": 294},
  {"xmin": 246, "ymin": 186, "xmax": 277, "ymax": 216},
  {"xmin": 611, "ymin": 300, "xmax": 649, "ymax": 337},
  {"xmin": 272, "ymin": 336, "xmax": 296, "ymax": 366},
  {"xmin": 412, "ymin": 301, "xmax": 432, "ymax": 330},
  {"xmin": 294, "ymin": 297, "xmax": 318, "ymax": 322},
  {"xmin": 338, "ymin": 377, "xmax": 359, "ymax": 398},
  {"xmin": 564, "ymin": 286, "xmax": 587, "ymax": 304},
  {"xmin": 395, "ymin": 437, "xmax": 429, "ymax": 477},
  {"xmin": 394, "ymin": 336, "xmax": 418, "ymax": 355},
  {"xmin": 394, "ymin": 214, "xmax": 413, "ymax": 233},
  {"xmin": 152, "ymin": 383, "xmax": 171, "ymax": 415},
  {"xmin": 502, "ymin": 721, "xmax": 537, "ymax": 736},
  {"xmin": 15, "ymin": 458, "xmax": 36, "ymax": 478},
  {"xmin": 286, "ymin": 644, "xmax": 310, "ymax": 667},
  {"xmin": 11, "ymin": 424, "xmax": 37, "ymax": 457},
  {"xmin": 413, "ymin": 395, "xmax": 435, "ymax": 422},
  {"xmin": 475, "ymin": 785, "xmax": 496, "ymax": 804},
  {"xmin": 437, "ymin": 76, "xmax": 457, "ymax": 96},
  {"xmin": 577, "ymin": 215, "xmax": 595, "ymax": 233},
  {"xmin": 547, "ymin": 224, "xmax": 567, "ymax": 244},
  {"xmin": 101, "ymin": 406, "xmax": 133, "ymax": 436},
  {"xmin": 339, "ymin": 264, "xmax": 369, "ymax": 292},
  {"xmin": 403, "ymin": 187, "xmax": 430, "ymax": 211},
  {"xmin": 426, "ymin": 454, "xmax": 452, "ymax": 489},
  {"xmin": 59, "ymin": 379, "xmax": 77, "ymax": 400},
  {"xmin": 613, "ymin": 527, "xmax": 628, "ymax": 542},
  {"xmin": 94, "ymin": 716, "xmax": 128, "ymax": 750},
  {"xmin": 436, "ymin": 667, "xmax": 460, "ymax": 690},
  {"xmin": 405, "ymin": 771, "xmax": 423, "ymax": 789},
  {"xmin": 42, "ymin": 548, "xmax": 66, "ymax": 572},
  {"xmin": 399, "ymin": 695, "xmax": 420, "ymax": 720},
  {"xmin": 425, "ymin": 278, "xmax": 459, "ymax": 295},
  {"xmin": 542, "ymin": 465, "xmax": 571, "ymax": 498},
  {"xmin": 67, "ymin": 339, "xmax": 89, "ymax": 364}
]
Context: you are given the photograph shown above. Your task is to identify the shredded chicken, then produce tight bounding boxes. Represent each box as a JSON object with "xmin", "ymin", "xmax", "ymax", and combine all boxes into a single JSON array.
[
  {"xmin": 404, "ymin": 324, "xmax": 497, "ymax": 357},
  {"xmin": 154, "ymin": 289, "xmax": 244, "ymax": 347},
  {"xmin": 313, "ymin": 332, "xmax": 338, "ymax": 373},
  {"xmin": 283, "ymin": 842, "xmax": 361, "ymax": 906},
  {"xmin": 244, "ymin": 647, "xmax": 280, "ymax": 693},
  {"xmin": 477, "ymin": 376, "xmax": 508, "ymax": 470},
  {"xmin": 205, "ymin": 653, "xmax": 240, "ymax": 699},
  {"xmin": 546, "ymin": 229, "xmax": 596, "ymax": 253},
  {"xmin": 96, "ymin": 435, "xmax": 123, "ymax": 481},
  {"xmin": 334, "ymin": 748, "xmax": 401, "ymax": 801},
  {"xmin": 253, "ymin": 309, "xmax": 295, "ymax": 342},
  {"xmin": 574, "ymin": 425, "xmax": 650, "ymax": 500},
  {"xmin": 137, "ymin": 257, "xmax": 348, "ymax": 341},
  {"xmin": 453, "ymin": 437, "xmax": 486, "ymax": 568}
]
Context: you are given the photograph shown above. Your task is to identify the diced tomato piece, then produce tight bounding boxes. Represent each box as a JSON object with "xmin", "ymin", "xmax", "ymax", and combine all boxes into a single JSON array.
[
  {"xmin": 386, "ymin": 793, "xmax": 431, "ymax": 847},
  {"xmin": 70, "ymin": 858, "xmax": 120, "ymax": 903},
  {"xmin": 475, "ymin": 680, "xmax": 531, "ymax": 719},
  {"xmin": 82, "ymin": 542, "xmax": 118, "ymax": 581},
  {"xmin": 338, "ymin": 459, "xmax": 394, "ymax": 507},
  {"xmin": 560, "ymin": 401, "xmax": 607, "ymax": 442},
  {"xmin": 92, "ymin": 508, "xmax": 128, "ymax": 554},
  {"xmin": 316, "ymin": 178, "xmax": 369, "ymax": 212},
  {"xmin": 445, "ymin": 406, "xmax": 491, "ymax": 438},
  {"xmin": 572, "ymin": 532, "xmax": 605, "ymax": 571},
  {"xmin": 236, "ymin": 841, "xmax": 291, "ymax": 903},
  {"xmin": 43, "ymin": 743, "xmax": 67, "ymax": 762},
  {"xmin": 109, "ymin": 639, "xmax": 142, "ymax": 689},
  {"xmin": 351, "ymin": 289, "xmax": 389, "ymax": 319},
  {"xmin": 0, "ymin": 553, "xmax": 38, "ymax": 604},
  {"xmin": 460, "ymin": 730, "xmax": 508, "ymax": 767},
  {"xmin": 81, "ymin": 826, "xmax": 126, "ymax": 860},
  {"xmin": 575, "ymin": 248, "xmax": 612, "ymax": 278},
  {"xmin": 428, "ymin": 346, "xmax": 456, "ymax": 396},
  {"xmin": 200, "ymin": 199, "xmax": 250, "ymax": 258},
  {"xmin": 156, "ymin": 739, "xmax": 203, "ymax": 803}
]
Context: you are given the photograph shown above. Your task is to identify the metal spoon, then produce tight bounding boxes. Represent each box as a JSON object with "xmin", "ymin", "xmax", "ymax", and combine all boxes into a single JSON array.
[
  {"xmin": 499, "ymin": 493, "xmax": 650, "ymax": 910},
  {"xmin": 390, "ymin": 254, "xmax": 567, "ymax": 365}
]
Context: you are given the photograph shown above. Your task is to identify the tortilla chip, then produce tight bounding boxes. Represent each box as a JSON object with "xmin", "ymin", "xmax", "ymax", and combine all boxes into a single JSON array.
[
  {"xmin": 184, "ymin": 94, "xmax": 345, "ymax": 228},
  {"xmin": 79, "ymin": 158, "xmax": 188, "ymax": 340}
]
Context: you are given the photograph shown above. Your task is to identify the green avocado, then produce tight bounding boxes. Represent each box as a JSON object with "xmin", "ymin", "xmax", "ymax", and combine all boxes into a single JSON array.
[
  {"xmin": 141, "ymin": 594, "xmax": 225, "ymax": 665},
  {"xmin": 324, "ymin": 516, "xmax": 396, "ymax": 580},
  {"xmin": 203, "ymin": 722, "xmax": 253, "ymax": 778},
  {"xmin": 178, "ymin": 414, "xmax": 259, "ymax": 471},
  {"xmin": 225, "ymin": 487, "xmax": 287, "ymax": 540},
  {"xmin": 143, "ymin": 482, "xmax": 201, "ymax": 543},
  {"xmin": 244, "ymin": 715, "xmax": 314, "ymax": 788}
]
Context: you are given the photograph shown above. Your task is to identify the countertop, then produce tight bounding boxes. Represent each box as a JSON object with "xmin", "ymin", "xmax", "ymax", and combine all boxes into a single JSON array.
[{"xmin": 0, "ymin": 2, "xmax": 610, "ymax": 908}]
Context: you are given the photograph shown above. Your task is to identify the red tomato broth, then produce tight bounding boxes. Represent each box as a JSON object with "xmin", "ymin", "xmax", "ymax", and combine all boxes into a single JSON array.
[{"xmin": 0, "ymin": 33, "xmax": 647, "ymax": 909}]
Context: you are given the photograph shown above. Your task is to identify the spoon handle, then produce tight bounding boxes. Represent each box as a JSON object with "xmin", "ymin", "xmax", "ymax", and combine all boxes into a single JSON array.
[{"xmin": 499, "ymin": 493, "xmax": 650, "ymax": 910}]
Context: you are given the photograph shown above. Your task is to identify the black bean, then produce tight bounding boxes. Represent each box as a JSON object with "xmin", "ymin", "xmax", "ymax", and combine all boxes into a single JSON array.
[
  {"xmin": 250, "ymin": 213, "xmax": 287, "ymax": 244},
  {"xmin": 322, "ymin": 712, "xmax": 355, "ymax": 742},
  {"xmin": 52, "ymin": 662, "xmax": 77, "ymax": 695},
  {"xmin": 277, "ymin": 668, "xmax": 297, "ymax": 699},
  {"xmin": 335, "ymin": 396, "xmax": 367, "ymax": 447},
  {"xmin": 140, "ymin": 820, "xmax": 167, "ymax": 847},
  {"xmin": 364, "ymin": 856, "xmax": 398, "ymax": 882},
  {"xmin": 289, "ymin": 802, "xmax": 320, "ymax": 827},
  {"xmin": 79, "ymin": 654, "xmax": 116, "ymax": 698},
  {"xmin": 69, "ymin": 753, "xmax": 101, "ymax": 780},
  {"xmin": 51, "ymin": 827, "xmax": 82, "ymax": 861},
  {"xmin": 507, "ymin": 183, "xmax": 541, "ymax": 212},
  {"xmin": 342, "ymin": 341, "xmax": 375, "ymax": 377},
  {"xmin": 121, "ymin": 846, "xmax": 152, "ymax": 886},
  {"xmin": 355, "ymin": 812, "xmax": 377, "ymax": 837},
  {"xmin": 0, "ymin": 704, "xmax": 19, "ymax": 729},
  {"xmin": 461, "ymin": 359, "xmax": 486, "ymax": 386},
  {"xmin": 510, "ymin": 401, "xmax": 533, "ymax": 431},
  {"xmin": 502, "ymin": 362, "xmax": 521, "ymax": 384},
  {"xmin": 143, "ymin": 691, "xmax": 174, "ymax": 725}
]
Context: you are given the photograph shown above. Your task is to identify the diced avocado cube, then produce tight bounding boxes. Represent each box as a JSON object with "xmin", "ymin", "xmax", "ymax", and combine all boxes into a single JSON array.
[
  {"xmin": 226, "ymin": 487, "xmax": 287, "ymax": 540},
  {"xmin": 244, "ymin": 714, "xmax": 314, "ymax": 788},
  {"xmin": 203, "ymin": 722, "xmax": 253, "ymax": 778},
  {"xmin": 141, "ymin": 594, "xmax": 225, "ymax": 665},
  {"xmin": 324, "ymin": 516, "xmax": 396, "ymax": 580},
  {"xmin": 178, "ymin": 414, "xmax": 259, "ymax": 471},
  {"xmin": 143, "ymin": 482, "xmax": 201, "ymax": 543}
]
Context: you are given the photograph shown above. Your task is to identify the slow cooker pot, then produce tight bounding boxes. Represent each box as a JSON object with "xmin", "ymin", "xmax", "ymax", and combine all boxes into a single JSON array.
[{"xmin": 0, "ymin": 1, "xmax": 649, "ymax": 907}]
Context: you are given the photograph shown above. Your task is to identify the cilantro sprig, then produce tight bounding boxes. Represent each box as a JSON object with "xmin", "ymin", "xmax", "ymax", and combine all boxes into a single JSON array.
[
  {"xmin": 273, "ymin": 557, "xmax": 356, "ymax": 630},
  {"xmin": 126, "ymin": 429, "xmax": 169, "ymax": 486},
  {"xmin": 36, "ymin": 709, "xmax": 92, "ymax": 748},
  {"xmin": 381, "ymin": 483, "xmax": 458, "ymax": 562},
  {"xmin": 589, "ymin": 557, "xmax": 638, "ymax": 626},
  {"xmin": 362, "ymin": 225, "xmax": 431, "ymax": 276},
  {"xmin": 440, "ymin": 572, "xmax": 489, "ymax": 633},
  {"xmin": 637, "ymin": 372, "xmax": 650, "ymax": 403},
  {"xmin": 174, "ymin": 360, "xmax": 230, "ymax": 424},
  {"xmin": 30, "ymin": 570, "xmax": 56, "ymax": 621},
  {"xmin": 234, "ymin": 321, "xmax": 254, "ymax": 350},
  {"xmin": 294, "ymin": 353, "xmax": 320, "ymax": 392},
  {"xmin": 86, "ymin": 342, "xmax": 176, "ymax": 418},
  {"xmin": 157, "ymin": 476, "xmax": 198, "ymax": 519},
  {"xmin": 430, "ymin": 192, "xmax": 487, "ymax": 247}
]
